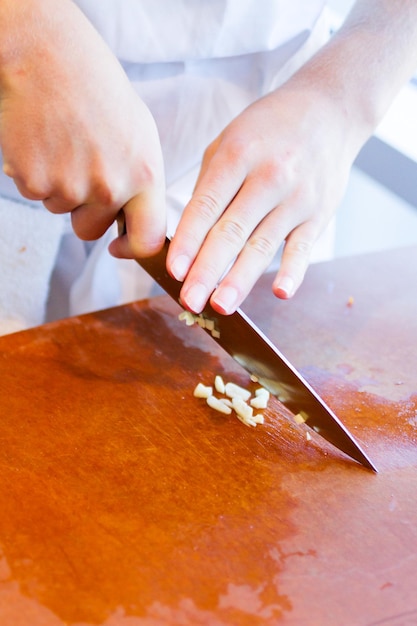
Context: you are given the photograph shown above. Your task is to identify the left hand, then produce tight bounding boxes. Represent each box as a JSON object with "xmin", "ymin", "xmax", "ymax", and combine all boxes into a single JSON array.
[
  {"xmin": 167, "ymin": 0, "xmax": 417, "ymax": 315},
  {"xmin": 166, "ymin": 82, "xmax": 359, "ymax": 314}
]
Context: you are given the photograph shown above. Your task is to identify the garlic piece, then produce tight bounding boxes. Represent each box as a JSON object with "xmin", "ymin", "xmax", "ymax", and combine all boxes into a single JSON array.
[
  {"xmin": 214, "ymin": 375, "xmax": 226, "ymax": 394},
  {"xmin": 207, "ymin": 395, "xmax": 232, "ymax": 415},
  {"xmin": 225, "ymin": 382, "xmax": 251, "ymax": 402},
  {"xmin": 193, "ymin": 383, "xmax": 213, "ymax": 399}
]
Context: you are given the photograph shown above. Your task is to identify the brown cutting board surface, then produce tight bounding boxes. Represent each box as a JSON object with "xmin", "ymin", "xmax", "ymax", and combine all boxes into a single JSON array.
[{"xmin": 0, "ymin": 246, "xmax": 416, "ymax": 626}]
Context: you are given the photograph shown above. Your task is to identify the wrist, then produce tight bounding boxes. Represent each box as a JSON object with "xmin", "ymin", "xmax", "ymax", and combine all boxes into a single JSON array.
[
  {"xmin": 0, "ymin": 0, "xmax": 81, "ymax": 81},
  {"xmin": 289, "ymin": 1, "xmax": 417, "ymax": 157}
]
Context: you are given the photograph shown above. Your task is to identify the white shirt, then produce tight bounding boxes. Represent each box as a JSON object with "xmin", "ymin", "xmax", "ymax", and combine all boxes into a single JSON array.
[
  {"xmin": 0, "ymin": 1, "xmax": 330, "ymax": 331},
  {"xmin": 74, "ymin": 0, "xmax": 325, "ymax": 62}
]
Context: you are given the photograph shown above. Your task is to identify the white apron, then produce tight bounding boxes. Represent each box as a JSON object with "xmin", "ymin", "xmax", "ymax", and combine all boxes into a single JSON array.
[{"xmin": 0, "ymin": 1, "xmax": 330, "ymax": 331}]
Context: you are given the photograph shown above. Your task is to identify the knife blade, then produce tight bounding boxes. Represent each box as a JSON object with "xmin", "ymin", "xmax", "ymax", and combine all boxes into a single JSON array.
[{"xmin": 119, "ymin": 221, "xmax": 377, "ymax": 471}]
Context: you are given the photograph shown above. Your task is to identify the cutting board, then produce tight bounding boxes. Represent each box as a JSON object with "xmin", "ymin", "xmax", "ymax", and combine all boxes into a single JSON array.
[{"xmin": 0, "ymin": 246, "xmax": 416, "ymax": 626}]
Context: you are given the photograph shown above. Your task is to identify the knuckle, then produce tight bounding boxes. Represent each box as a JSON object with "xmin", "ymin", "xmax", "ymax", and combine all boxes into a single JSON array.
[
  {"xmin": 89, "ymin": 160, "xmax": 128, "ymax": 208},
  {"xmin": 201, "ymin": 141, "xmax": 217, "ymax": 163},
  {"xmin": 21, "ymin": 177, "xmax": 49, "ymax": 200},
  {"xmin": 217, "ymin": 218, "xmax": 246, "ymax": 246},
  {"xmin": 222, "ymin": 137, "xmax": 247, "ymax": 163},
  {"xmin": 91, "ymin": 178, "xmax": 122, "ymax": 208},
  {"xmin": 134, "ymin": 159, "xmax": 160, "ymax": 187},
  {"xmin": 94, "ymin": 185, "xmax": 114, "ymax": 207},
  {"xmin": 259, "ymin": 155, "xmax": 295, "ymax": 189},
  {"xmin": 205, "ymin": 134, "xmax": 244, "ymax": 163},
  {"xmin": 191, "ymin": 192, "xmax": 221, "ymax": 222},
  {"xmin": 287, "ymin": 239, "xmax": 313, "ymax": 257},
  {"xmin": 247, "ymin": 235, "xmax": 276, "ymax": 259},
  {"xmin": 51, "ymin": 183, "xmax": 84, "ymax": 207}
]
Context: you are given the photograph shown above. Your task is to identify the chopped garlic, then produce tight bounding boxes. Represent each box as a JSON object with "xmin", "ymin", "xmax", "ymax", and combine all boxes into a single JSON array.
[
  {"xmin": 207, "ymin": 395, "xmax": 232, "ymax": 415},
  {"xmin": 193, "ymin": 375, "xmax": 267, "ymax": 428},
  {"xmin": 250, "ymin": 395, "xmax": 268, "ymax": 410},
  {"xmin": 225, "ymin": 382, "xmax": 251, "ymax": 402},
  {"xmin": 193, "ymin": 383, "xmax": 213, "ymax": 398},
  {"xmin": 214, "ymin": 375, "xmax": 225, "ymax": 394},
  {"xmin": 204, "ymin": 318, "xmax": 215, "ymax": 331},
  {"xmin": 294, "ymin": 411, "xmax": 308, "ymax": 424},
  {"xmin": 179, "ymin": 310, "xmax": 221, "ymax": 338},
  {"xmin": 294, "ymin": 413, "xmax": 306, "ymax": 424},
  {"xmin": 255, "ymin": 387, "xmax": 270, "ymax": 399},
  {"xmin": 178, "ymin": 311, "xmax": 196, "ymax": 326},
  {"xmin": 232, "ymin": 396, "xmax": 253, "ymax": 422},
  {"xmin": 235, "ymin": 413, "xmax": 256, "ymax": 428}
]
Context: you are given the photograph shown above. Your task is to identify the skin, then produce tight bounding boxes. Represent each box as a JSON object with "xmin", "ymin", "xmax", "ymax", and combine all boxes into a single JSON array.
[
  {"xmin": 0, "ymin": 0, "xmax": 417, "ymax": 315},
  {"xmin": 168, "ymin": 0, "xmax": 417, "ymax": 314},
  {"xmin": 0, "ymin": 0, "xmax": 166, "ymax": 258}
]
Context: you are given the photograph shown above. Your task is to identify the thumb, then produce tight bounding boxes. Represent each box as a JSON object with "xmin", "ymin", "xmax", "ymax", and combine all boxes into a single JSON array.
[{"xmin": 109, "ymin": 187, "xmax": 167, "ymax": 259}]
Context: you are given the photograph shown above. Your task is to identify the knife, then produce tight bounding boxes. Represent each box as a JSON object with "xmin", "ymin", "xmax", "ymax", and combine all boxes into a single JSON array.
[{"xmin": 119, "ymin": 220, "xmax": 377, "ymax": 471}]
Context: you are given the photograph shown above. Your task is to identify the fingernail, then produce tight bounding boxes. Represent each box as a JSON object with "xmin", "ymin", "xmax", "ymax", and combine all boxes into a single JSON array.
[
  {"xmin": 183, "ymin": 282, "xmax": 208, "ymax": 313},
  {"xmin": 275, "ymin": 276, "xmax": 294, "ymax": 298},
  {"xmin": 213, "ymin": 286, "xmax": 239, "ymax": 314},
  {"xmin": 171, "ymin": 254, "xmax": 190, "ymax": 281}
]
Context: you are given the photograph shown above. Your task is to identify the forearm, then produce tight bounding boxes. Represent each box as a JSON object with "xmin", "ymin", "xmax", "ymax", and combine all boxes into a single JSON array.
[
  {"xmin": 287, "ymin": 0, "xmax": 417, "ymax": 153},
  {"xmin": 0, "ymin": 0, "xmax": 99, "ymax": 84}
]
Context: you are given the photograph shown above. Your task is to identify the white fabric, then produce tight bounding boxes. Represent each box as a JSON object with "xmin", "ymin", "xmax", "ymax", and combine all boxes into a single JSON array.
[
  {"xmin": 75, "ymin": 0, "xmax": 325, "ymax": 63},
  {"xmin": 0, "ymin": 1, "xmax": 331, "ymax": 330},
  {"xmin": 0, "ymin": 198, "xmax": 64, "ymax": 334}
]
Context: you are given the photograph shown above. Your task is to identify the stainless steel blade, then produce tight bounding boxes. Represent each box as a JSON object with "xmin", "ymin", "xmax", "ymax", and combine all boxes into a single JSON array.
[{"xmin": 123, "ymin": 229, "xmax": 377, "ymax": 472}]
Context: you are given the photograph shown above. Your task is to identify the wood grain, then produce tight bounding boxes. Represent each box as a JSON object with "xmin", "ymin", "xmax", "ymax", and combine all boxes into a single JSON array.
[{"xmin": 0, "ymin": 246, "xmax": 416, "ymax": 625}]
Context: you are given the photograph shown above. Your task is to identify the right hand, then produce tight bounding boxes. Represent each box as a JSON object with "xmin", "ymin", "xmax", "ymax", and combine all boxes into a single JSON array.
[{"xmin": 0, "ymin": 0, "xmax": 166, "ymax": 258}]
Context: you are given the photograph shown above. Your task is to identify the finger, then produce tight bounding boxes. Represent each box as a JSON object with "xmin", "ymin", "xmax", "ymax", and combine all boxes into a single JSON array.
[
  {"xmin": 6, "ymin": 164, "xmax": 88, "ymax": 209},
  {"xmin": 42, "ymin": 180, "xmax": 89, "ymax": 214},
  {"xmin": 43, "ymin": 197, "xmax": 80, "ymax": 214},
  {"xmin": 108, "ymin": 185, "xmax": 166, "ymax": 259},
  {"xmin": 167, "ymin": 149, "xmax": 246, "ymax": 282},
  {"xmin": 180, "ymin": 183, "xmax": 290, "ymax": 314},
  {"xmin": 5, "ymin": 171, "xmax": 51, "ymax": 202},
  {"xmin": 71, "ymin": 201, "xmax": 117, "ymax": 240},
  {"xmin": 174, "ymin": 184, "xmax": 284, "ymax": 313},
  {"xmin": 272, "ymin": 220, "xmax": 322, "ymax": 299},
  {"xmin": 209, "ymin": 212, "xmax": 287, "ymax": 314}
]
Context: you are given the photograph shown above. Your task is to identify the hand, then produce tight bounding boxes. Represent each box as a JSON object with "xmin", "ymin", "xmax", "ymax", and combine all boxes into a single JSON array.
[
  {"xmin": 167, "ymin": 82, "xmax": 358, "ymax": 314},
  {"xmin": 167, "ymin": 0, "xmax": 417, "ymax": 315},
  {"xmin": 0, "ymin": 0, "xmax": 166, "ymax": 258}
]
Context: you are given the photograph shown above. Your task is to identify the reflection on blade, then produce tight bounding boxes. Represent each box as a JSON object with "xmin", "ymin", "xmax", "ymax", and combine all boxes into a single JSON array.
[
  {"xmin": 133, "ymin": 235, "xmax": 377, "ymax": 472},
  {"xmin": 207, "ymin": 307, "xmax": 377, "ymax": 472}
]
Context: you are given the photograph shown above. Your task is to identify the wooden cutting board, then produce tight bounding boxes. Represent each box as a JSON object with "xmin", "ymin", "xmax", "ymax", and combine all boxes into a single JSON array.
[{"xmin": 0, "ymin": 246, "xmax": 416, "ymax": 626}]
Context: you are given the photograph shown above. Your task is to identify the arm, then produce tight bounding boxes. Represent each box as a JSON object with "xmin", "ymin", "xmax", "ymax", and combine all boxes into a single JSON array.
[
  {"xmin": 0, "ymin": 0, "xmax": 166, "ymax": 258},
  {"xmin": 167, "ymin": 0, "xmax": 417, "ymax": 314}
]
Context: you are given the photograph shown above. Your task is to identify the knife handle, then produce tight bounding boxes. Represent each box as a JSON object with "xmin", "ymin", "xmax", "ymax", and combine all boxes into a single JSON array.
[{"xmin": 116, "ymin": 210, "xmax": 127, "ymax": 237}]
